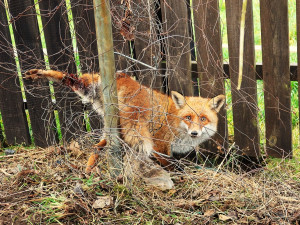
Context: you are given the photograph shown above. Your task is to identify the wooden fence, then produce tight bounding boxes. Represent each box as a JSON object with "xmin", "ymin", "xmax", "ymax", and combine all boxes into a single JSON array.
[{"xmin": 0, "ymin": 0, "xmax": 297, "ymax": 158}]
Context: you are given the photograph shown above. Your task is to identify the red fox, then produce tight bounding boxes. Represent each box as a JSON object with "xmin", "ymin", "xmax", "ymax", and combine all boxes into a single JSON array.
[{"xmin": 25, "ymin": 69, "xmax": 225, "ymax": 168}]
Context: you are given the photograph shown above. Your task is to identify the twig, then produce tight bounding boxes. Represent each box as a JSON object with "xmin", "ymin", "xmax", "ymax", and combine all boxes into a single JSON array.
[
  {"xmin": 214, "ymin": 142, "xmax": 235, "ymax": 175},
  {"xmin": 114, "ymin": 52, "xmax": 158, "ymax": 70}
]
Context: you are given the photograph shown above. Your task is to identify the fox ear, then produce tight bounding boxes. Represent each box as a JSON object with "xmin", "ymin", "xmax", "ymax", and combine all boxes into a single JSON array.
[
  {"xmin": 209, "ymin": 95, "xmax": 225, "ymax": 112},
  {"xmin": 171, "ymin": 91, "xmax": 185, "ymax": 109}
]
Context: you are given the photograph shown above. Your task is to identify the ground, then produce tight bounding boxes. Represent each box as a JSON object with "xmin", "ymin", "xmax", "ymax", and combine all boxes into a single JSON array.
[{"xmin": 0, "ymin": 143, "xmax": 300, "ymax": 224}]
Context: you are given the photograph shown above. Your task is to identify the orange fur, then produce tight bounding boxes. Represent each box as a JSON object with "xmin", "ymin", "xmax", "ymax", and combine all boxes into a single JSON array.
[
  {"xmin": 85, "ymin": 152, "xmax": 99, "ymax": 174},
  {"xmin": 81, "ymin": 73, "xmax": 100, "ymax": 87},
  {"xmin": 85, "ymin": 139, "xmax": 107, "ymax": 174}
]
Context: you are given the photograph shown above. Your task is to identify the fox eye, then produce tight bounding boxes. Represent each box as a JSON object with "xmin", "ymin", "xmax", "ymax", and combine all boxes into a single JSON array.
[
  {"xmin": 200, "ymin": 116, "xmax": 207, "ymax": 122},
  {"xmin": 185, "ymin": 115, "xmax": 191, "ymax": 120}
]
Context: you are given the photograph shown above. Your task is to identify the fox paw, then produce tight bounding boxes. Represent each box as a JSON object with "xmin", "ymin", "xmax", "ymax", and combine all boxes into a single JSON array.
[
  {"xmin": 24, "ymin": 69, "xmax": 44, "ymax": 80},
  {"xmin": 95, "ymin": 139, "xmax": 107, "ymax": 150}
]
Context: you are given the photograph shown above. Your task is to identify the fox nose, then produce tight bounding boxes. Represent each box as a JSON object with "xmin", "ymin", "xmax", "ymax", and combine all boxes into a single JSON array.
[{"xmin": 190, "ymin": 131, "xmax": 198, "ymax": 137}]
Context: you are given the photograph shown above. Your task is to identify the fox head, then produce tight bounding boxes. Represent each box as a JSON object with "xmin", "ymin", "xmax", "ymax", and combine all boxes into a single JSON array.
[{"xmin": 171, "ymin": 91, "xmax": 225, "ymax": 141}]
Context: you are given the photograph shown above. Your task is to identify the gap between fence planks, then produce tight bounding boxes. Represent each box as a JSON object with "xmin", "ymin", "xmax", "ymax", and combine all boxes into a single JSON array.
[
  {"xmin": 0, "ymin": 125, "xmax": 3, "ymax": 144},
  {"xmin": 296, "ymin": 0, "xmax": 300, "ymax": 145}
]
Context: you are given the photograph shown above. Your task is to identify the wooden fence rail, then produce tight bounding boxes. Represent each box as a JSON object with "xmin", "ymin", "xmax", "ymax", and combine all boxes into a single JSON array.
[{"xmin": 0, "ymin": 0, "xmax": 296, "ymax": 158}]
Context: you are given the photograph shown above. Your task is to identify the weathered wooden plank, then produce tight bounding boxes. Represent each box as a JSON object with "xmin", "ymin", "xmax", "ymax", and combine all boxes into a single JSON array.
[
  {"xmin": 0, "ymin": 1, "xmax": 31, "ymax": 146},
  {"xmin": 108, "ymin": 0, "xmax": 132, "ymax": 71},
  {"xmin": 71, "ymin": 0, "xmax": 130, "ymax": 72},
  {"xmin": 38, "ymin": 0, "xmax": 85, "ymax": 143},
  {"xmin": 131, "ymin": 0, "xmax": 162, "ymax": 90},
  {"xmin": 8, "ymin": 0, "xmax": 57, "ymax": 147},
  {"xmin": 161, "ymin": 0, "xmax": 193, "ymax": 96},
  {"xmin": 225, "ymin": 0, "xmax": 260, "ymax": 158},
  {"xmin": 193, "ymin": 0, "xmax": 225, "ymax": 98},
  {"xmin": 71, "ymin": 0, "xmax": 134, "ymax": 131},
  {"xmin": 296, "ymin": 0, "xmax": 300, "ymax": 143},
  {"xmin": 260, "ymin": 0, "xmax": 292, "ymax": 158},
  {"xmin": 70, "ymin": 0, "xmax": 99, "ymax": 72},
  {"xmin": 193, "ymin": 0, "xmax": 227, "ymax": 151}
]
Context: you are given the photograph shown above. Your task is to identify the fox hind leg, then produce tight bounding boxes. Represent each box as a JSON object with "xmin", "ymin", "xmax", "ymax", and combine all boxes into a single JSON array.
[{"xmin": 85, "ymin": 139, "xmax": 107, "ymax": 174}]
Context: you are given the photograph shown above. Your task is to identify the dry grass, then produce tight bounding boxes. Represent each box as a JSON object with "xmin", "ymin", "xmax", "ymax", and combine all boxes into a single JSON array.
[{"xmin": 0, "ymin": 143, "xmax": 299, "ymax": 224}]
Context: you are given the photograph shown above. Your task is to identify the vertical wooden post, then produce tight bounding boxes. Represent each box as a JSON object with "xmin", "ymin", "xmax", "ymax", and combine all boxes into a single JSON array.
[
  {"xmin": 260, "ymin": 0, "xmax": 292, "ymax": 158},
  {"xmin": 132, "ymin": 0, "xmax": 162, "ymax": 90},
  {"xmin": 93, "ymin": 0, "xmax": 122, "ymax": 176},
  {"xmin": 193, "ymin": 0, "xmax": 227, "ymax": 152},
  {"xmin": 161, "ymin": 0, "xmax": 193, "ymax": 96},
  {"xmin": 225, "ymin": 0, "xmax": 260, "ymax": 158}
]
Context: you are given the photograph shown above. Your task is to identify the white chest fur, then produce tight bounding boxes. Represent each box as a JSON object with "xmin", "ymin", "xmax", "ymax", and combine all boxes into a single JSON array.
[
  {"xmin": 170, "ymin": 123, "xmax": 217, "ymax": 156},
  {"xmin": 170, "ymin": 135, "xmax": 204, "ymax": 156}
]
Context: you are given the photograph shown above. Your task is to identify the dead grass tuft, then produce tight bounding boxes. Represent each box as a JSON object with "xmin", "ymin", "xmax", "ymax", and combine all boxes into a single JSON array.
[{"xmin": 0, "ymin": 144, "xmax": 299, "ymax": 224}]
